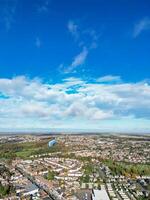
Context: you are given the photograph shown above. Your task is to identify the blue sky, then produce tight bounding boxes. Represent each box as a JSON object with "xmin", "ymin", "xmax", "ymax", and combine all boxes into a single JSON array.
[{"xmin": 0, "ymin": 0, "xmax": 150, "ymax": 133}]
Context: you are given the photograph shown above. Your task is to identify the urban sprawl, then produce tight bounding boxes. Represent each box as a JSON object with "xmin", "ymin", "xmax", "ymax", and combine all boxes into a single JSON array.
[{"xmin": 0, "ymin": 134, "xmax": 150, "ymax": 200}]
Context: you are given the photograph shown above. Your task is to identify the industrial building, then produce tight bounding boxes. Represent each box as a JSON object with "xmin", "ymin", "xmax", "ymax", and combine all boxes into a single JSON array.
[{"xmin": 92, "ymin": 187, "xmax": 110, "ymax": 200}]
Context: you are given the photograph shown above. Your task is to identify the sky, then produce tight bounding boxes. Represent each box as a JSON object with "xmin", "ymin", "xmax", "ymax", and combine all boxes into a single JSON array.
[{"xmin": 0, "ymin": 0, "xmax": 150, "ymax": 133}]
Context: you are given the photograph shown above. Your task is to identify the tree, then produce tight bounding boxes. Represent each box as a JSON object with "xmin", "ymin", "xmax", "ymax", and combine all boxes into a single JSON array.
[{"xmin": 47, "ymin": 170, "xmax": 56, "ymax": 180}]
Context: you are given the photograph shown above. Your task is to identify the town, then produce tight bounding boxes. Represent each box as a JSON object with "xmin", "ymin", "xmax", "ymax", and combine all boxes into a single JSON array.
[{"xmin": 0, "ymin": 134, "xmax": 149, "ymax": 200}]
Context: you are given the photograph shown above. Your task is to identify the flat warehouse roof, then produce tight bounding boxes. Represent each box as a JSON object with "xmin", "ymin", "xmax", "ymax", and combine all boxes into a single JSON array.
[{"xmin": 92, "ymin": 189, "xmax": 110, "ymax": 200}]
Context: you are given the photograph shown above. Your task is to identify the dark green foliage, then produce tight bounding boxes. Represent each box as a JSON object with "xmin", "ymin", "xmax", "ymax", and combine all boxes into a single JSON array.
[
  {"xmin": 80, "ymin": 174, "xmax": 90, "ymax": 183},
  {"xmin": 0, "ymin": 183, "xmax": 14, "ymax": 198},
  {"xmin": 47, "ymin": 170, "xmax": 57, "ymax": 180},
  {"xmin": 104, "ymin": 159, "xmax": 150, "ymax": 176}
]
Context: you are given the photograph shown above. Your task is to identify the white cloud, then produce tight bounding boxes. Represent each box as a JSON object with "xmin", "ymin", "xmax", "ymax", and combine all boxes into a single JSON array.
[
  {"xmin": 96, "ymin": 75, "xmax": 121, "ymax": 83},
  {"xmin": 62, "ymin": 47, "xmax": 88, "ymax": 73},
  {"xmin": 0, "ymin": 75, "xmax": 150, "ymax": 131},
  {"xmin": 133, "ymin": 17, "xmax": 150, "ymax": 38},
  {"xmin": 64, "ymin": 102, "xmax": 113, "ymax": 120},
  {"xmin": 69, "ymin": 47, "xmax": 88, "ymax": 71},
  {"xmin": 71, "ymin": 47, "xmax": 88, "ymax": 67},
  {"xmin": 62, "ymin": 21, "xmax": 99, "ymax": 73}
]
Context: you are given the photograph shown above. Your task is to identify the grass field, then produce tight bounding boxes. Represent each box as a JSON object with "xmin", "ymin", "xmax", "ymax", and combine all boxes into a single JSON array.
[{"xmin": 0, "ymin": 139, "xmax": 65, "ymax": 159}]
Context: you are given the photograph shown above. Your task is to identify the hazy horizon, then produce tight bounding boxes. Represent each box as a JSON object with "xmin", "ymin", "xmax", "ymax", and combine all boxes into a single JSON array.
[{"xmin": 0, "ymin": 127, "xmax": 150, "ymax": 135}]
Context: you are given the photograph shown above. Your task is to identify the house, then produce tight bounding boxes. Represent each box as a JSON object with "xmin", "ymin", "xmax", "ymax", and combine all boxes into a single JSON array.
[{"xmin": 23, "ymin": 184, "xmax": 39, "ymax": 197}]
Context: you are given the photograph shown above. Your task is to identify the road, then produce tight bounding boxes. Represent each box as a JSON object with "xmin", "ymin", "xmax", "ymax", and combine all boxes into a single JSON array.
[{"xmin": 15, "ymin": 166, "xmax": 63, "ymax": 200}]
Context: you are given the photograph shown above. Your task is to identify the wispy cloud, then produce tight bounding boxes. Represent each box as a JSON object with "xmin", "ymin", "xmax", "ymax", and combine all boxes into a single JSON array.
[
  {"xmin": 61, "ymin": 20, "xmax": 99, "ymax": 73},
  {"xmin": 67, "ymin": 20, "xmax": 99, "ymax": 48},
  {"xmin": 0, "ymin": 0, "xmax": 17, "ymax": 31},
  {"xmin": 96, "ymin": 75, "xmax": 121, "ymax": 83},
  {"xmin": 71, "ymin": 47, "xmax": 88, "ymax": 68},
  {"xmin": 133, "ymin": 17, "xmax": 150, "ymax": 38},
  {"xmin": 82, "ymin": 29, "xmax": 99, "ymax": 49},
  {"xmin": 36, "ymin": 0, "xmax": 50, "ymax": 13},
  {"xmin": 35, "ymin": 37, "xmax": 42, "ymax": 48},
  {"xmin": 67, "ymin": 20, "xmax": 79, "ymax": 40},
  {"xmin": 65, "ymin": 47, "xmax": 88, "ymax": 73}
]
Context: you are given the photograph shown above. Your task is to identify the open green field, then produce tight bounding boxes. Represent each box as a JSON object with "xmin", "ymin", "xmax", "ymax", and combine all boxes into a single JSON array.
[{"xmin": 0, "ymin": 139, "xmax": 66, "ymax": 160}]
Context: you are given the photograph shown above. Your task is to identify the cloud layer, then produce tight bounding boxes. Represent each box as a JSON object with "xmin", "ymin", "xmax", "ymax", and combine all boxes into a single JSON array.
[{"xmin": 0, "ymin": 75, "xmax": 150, "ymax": 132}]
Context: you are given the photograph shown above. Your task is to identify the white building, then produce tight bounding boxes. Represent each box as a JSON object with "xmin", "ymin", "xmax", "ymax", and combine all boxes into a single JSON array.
[{"xmin": 92, "ymin": 189, "xmax": 110, "ymax": 200}]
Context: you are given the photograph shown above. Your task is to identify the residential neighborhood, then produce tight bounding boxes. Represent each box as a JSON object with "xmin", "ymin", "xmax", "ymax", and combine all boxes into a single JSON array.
[{"xmin": 0, "ymin": 134, "xmax": 149, "ymax": 199}]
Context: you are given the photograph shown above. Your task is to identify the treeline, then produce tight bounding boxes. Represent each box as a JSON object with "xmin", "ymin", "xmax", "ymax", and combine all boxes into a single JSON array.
[
  {"xmin": 104, "ymin": 159, "xmax": 150, "ymax": 177},
  {"xmin": 46, "ymin": 170, "xmax": 58, "ymax": 180}
]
